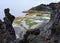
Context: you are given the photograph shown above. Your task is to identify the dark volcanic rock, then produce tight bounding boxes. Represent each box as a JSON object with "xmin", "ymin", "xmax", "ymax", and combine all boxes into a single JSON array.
[
  {"xmin": 0, "ymin": 8, "xmax": 16, "ymax": 43},
  {"xmin": 4, "ymin": 8, "xmax": 16, "ymax": 41}
]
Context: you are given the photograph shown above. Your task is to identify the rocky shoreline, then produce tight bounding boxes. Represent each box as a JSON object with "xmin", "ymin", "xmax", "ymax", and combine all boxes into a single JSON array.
[{"xmin": 0, "ymin": 2, "xmax": 60, "ymax": 43}]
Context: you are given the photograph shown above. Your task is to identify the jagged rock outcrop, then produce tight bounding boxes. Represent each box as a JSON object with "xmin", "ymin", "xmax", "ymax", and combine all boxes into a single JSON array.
[
  {"xmin": 4, "ymin": 8, "xmax": 16, "ymax": 40},
  {"xmin": 0, "ymin": 8, "xmax": 16, "ymax": 43}
]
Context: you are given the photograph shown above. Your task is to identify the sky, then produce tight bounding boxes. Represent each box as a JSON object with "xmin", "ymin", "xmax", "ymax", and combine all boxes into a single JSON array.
[{"xmin": 0, "ymin": 0, "xmax": 60, "ymax": 19}]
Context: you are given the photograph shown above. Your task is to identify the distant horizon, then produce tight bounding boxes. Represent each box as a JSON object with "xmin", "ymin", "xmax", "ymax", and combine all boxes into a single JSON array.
[{"xmin": 0, "ymin": 0, "xmax": 60, "ymax": 20}]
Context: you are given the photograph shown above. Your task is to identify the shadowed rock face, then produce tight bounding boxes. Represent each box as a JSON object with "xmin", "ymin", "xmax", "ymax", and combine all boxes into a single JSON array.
[
  {"xmin": 0, "ymin": 8, "xmax": 16, "ymax": 43},
  {"xmin": 4, "ymin": 8, "xmax": 16, "ymax": 41},
  {"xmin": 0, "ymin": 20, "xmax": 7, "ymax": 43},
  {"xmin": 48, "ymin": 3, "xmax": 57, "ymax": 10},
  {"xmin": 55, "ymin": 2, "xmax": 60, "ymax": 10},
  {"xmin": 4, "ymin": 8, "xmax": 15, "ymax": 24}
]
